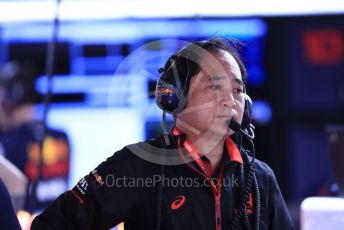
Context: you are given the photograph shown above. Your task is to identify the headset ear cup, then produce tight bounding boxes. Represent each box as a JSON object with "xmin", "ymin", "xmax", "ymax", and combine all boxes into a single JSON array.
[
  {"xmin": 241, "ymin": 94, "xmax": 253, "ymax": 130},
  {"xmin": 155, "ymin": 74, "xmax": 185, "ymax": 115}
]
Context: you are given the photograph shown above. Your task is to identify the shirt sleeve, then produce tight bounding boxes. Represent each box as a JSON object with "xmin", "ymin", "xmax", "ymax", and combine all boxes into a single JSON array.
[{"xmin": 31, "ymin": 147, "xmax": 142, "ymax": 230}]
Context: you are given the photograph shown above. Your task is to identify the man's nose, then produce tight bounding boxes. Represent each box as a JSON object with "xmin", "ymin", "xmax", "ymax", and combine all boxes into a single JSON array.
[{"xmin": 220, "ymin": 89, "xmax": 236, "ymax": 108}]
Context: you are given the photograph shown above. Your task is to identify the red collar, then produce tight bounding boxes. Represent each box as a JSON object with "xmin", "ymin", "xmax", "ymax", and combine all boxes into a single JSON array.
[{"xmin": 172, "ymin": 127, "xmax": 243, "ymax": 165}]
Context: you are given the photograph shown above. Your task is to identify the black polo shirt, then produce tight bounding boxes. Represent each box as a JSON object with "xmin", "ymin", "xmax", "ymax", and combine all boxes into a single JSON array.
[{"xmin": 32, "ymin": 133, "xmax": 294, "ymax": 230}]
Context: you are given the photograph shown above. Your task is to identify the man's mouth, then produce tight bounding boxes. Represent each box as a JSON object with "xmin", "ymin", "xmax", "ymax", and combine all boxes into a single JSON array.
[{"xmin": 216, "ymin": 115, "xmax": 232, "ymax": 119}]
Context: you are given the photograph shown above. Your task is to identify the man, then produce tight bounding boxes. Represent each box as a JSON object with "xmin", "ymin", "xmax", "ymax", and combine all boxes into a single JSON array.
[
  {"xmin": 0, "ymin": 61, "xmax": 70, "ymax": 213},
  {"xmin": 31, "ymin": 38, "xmax": 294, "ymax": 229}
]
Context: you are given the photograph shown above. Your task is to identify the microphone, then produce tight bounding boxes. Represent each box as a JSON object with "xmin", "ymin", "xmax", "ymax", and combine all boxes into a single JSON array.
[
  {"xmin": 228, "ymin": 119, "xmax": 255, "ymax": 140},
  {"xmin": 228, "ymin": 119, "xmax": 241, "ymax": 132}
]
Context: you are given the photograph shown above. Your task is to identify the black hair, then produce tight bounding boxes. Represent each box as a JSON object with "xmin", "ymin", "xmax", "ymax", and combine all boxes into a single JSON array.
[{"xmin": 162, "ymin": 37, "xmax": 247, "ymax": 101}]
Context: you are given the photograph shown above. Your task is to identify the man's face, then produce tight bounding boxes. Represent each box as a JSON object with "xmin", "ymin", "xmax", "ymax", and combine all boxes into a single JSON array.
[{"xmin": 176, "ymin": 50, "xmax": 245, "ymax": 138}]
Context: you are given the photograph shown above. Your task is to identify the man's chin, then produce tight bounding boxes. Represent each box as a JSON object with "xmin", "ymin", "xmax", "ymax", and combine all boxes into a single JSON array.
[{"xmin": 207, "ymin": 127, "xmax": 233, "ymax": 138}]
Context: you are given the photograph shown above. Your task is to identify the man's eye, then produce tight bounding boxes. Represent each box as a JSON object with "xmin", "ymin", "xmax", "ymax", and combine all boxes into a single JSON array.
[
  {"xmin": 233, "ymin": 88, "xmax": 243, "ymax": 94},
  {"xmin": 210, "ymin": 85, "xmax": 222, "ymax": 90}
]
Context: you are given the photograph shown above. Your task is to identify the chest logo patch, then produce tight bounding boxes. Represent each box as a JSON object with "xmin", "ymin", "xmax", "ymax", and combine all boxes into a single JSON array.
[{"xmin": 171, "ymin": 195, "xmax": 186, "ymax": 210}]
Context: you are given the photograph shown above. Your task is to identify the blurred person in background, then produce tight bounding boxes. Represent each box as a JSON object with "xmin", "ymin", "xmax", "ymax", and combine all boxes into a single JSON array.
[
  {"xmin": 0, "ymin": 61, "xmax": 70, "ymax": 214},
  {"xmin": 0, "ymin": 178, "xmax": 21, "ymax": 230}
]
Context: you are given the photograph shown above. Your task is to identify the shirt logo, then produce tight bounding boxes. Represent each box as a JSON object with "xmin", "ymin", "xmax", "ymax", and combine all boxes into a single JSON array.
[
  {"xmin": 171, "ymin": 195, "xmax": 186, "ymax": 210},
  {"xmin": 246, "ymin": 194, "xmax": 253, "ymax": 215},
  {"xmin": 92, "ymin": 170, "xmax": 104, "ymax": 186},
  {"xmin": 234, "ymin": 193, "xmax": 254, "ymax": 215},
  {"xmin": 76, "ymin": 177, "xmax": 88, "ymax": 195},
  {"xmin": 71, "ymin": 177, "xmax": 90, "ymax": 204}
]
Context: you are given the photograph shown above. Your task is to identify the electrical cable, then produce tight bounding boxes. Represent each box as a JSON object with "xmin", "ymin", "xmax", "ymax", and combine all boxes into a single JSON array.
[
  {"xmin": 228, "ymin": 120, "xmax": 260, "ymax": 230},
  {"xmin": 27, "ymin": 0, "xmax": 61, "ymax": 213}
]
